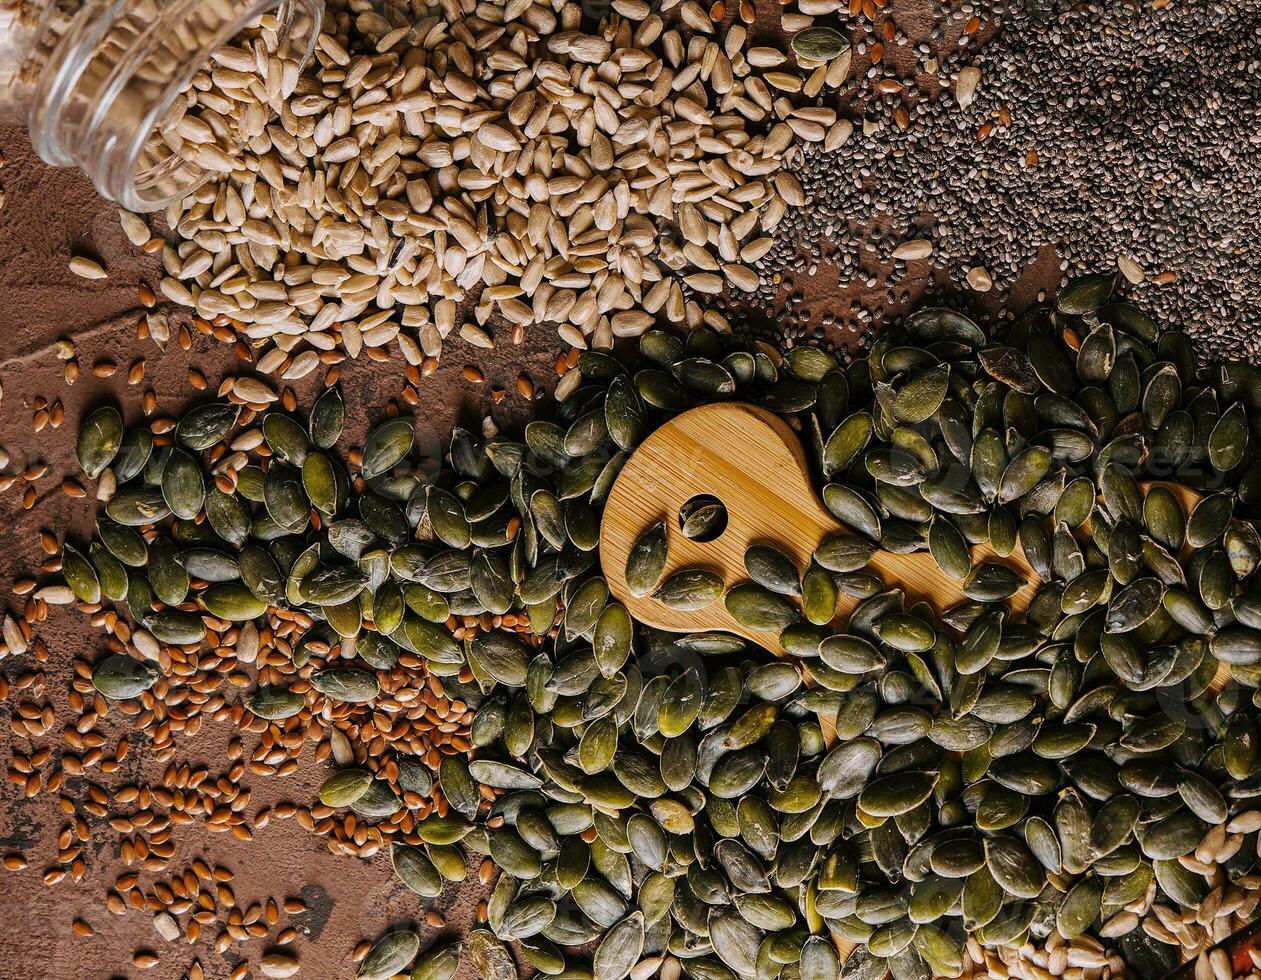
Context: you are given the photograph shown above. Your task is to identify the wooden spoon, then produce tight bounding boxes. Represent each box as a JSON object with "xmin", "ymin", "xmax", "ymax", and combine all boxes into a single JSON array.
[{"xmin": 599, "ymin": 401, "xmax": 1223, "ymax": 686}]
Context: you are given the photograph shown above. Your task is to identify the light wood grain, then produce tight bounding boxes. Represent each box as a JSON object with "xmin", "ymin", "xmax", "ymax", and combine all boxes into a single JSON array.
[{"xmin": 600, "ymin": 401, "xmax": 1040, "ymax": 650}]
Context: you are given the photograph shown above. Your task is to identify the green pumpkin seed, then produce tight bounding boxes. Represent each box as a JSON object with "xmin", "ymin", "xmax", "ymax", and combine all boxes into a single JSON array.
[
  {"xmin": 892, "ymin": 366, "xmax": 949, "ymax": 424},
  {"xmin": 361, "ymin": 419, "xmax": 414, "ymax": 479},
  {"xmin": 1209, "ymin": 401, "xmax": 1249, "ymax": 471},
  {"xmin": 625, "ymin": 521, "xmax": 667, "ymax": 597},
  {"xmin": 791, "ymin": 25, "xmax": 848, "ymax": 61},
  {"xmin": 927, "ymin": 516, "xmax": 971, "ymax": 580},
  {"xmin": 679, "ymin": 495, "xmax": 728, "ymax": 541},
  {"xmin": 319, "ymin": 768, "xmax": 372, "ymax": 807},
  {"xmin": 77, "ymin": 406, "xmax": 124, "ymax": 479},
  {"xmin": 725, "ymin": 583, "xmax": 799, "ymax": 631},
  {"xmin": 263, "ymin": 412, "xmax": 310, "ymax": 464},
  {"xmin": 1057, "ymin": 273, "xmax": 1114, "ymax": 315},
  {"xmin": 302, "ymin": 451, "xmax": 343, "ymax": 517},
  {"xmin": 246, "ymin": 685, "xmax": 305, "ymax": 720},
  {"xmin": 61, "ymin": 544, "xmax": 101, "ymax": 603},
  {"xmin": 176, "ymin": 402, "xmax": 240, "ymax": 451},
  {"xmin": 605, "ymin": 374, "xmax": 646, "ymax": 451},
  {"xmin": 390, "ymin": 844, "xmax": 443, "ymax": 897},
  {"xmin": 593, "ymin": 602, "xmax": 633, "ymax": 677},
  {"xmin": 823, "ymin": 412, "xmax": 873, "ymax": 477},
  {"xmin": 92, "ymin": 654, "xmax": 158, "ymax": 700},
  {"xmin": 311, "ymin": 668, "xmax": 380, "ymax": 703},
  {"xmin": 358, "ymin": 931, "xmax": 419, "ymax": 980},
  {"xmin": 1056, "ymin": 876, "xmax": 1102, "ymax": 939},
  {"xmin": 815, "ymin": 534, "xmax": 878, "ymax": 573},
  {"xmin": 963, "ymin": 562, "xmax": 1024, "ymax": 601},
  {"xmin": 858, "ymin": 772, "xmax": 938, "ymax": 817},
  {"xmin": 308, "ymin": 385, "xmax": 345, "ymax": 449},
  {"xmin": 264, "ymin": 463, "xmax": 309, "ymax": 533},
  {"xmin": 202, "ymin": 582, "xmax": 267, "ymax": 620},
  {"xmin": 744, "ymin": 544, "xmax": 802, "ymax": 597},
  {"xmin": 655, "ymin": 569, "xmax": 724, "ymax": 610},
  {"xmin": 89, "ymin": 543, "xmax": 128, "ymax": 602}
]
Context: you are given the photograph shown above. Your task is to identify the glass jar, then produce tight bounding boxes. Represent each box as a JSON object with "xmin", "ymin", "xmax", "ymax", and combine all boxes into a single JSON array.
[{"xmin": 0, "ymin": 0, "xmax": 322, "ymax": 212}]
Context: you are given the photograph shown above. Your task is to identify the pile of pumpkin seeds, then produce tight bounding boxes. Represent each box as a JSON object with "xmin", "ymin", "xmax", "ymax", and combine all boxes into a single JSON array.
[
  {"xmin": 40, "ymin": 273, "xmax": 1261, "ymax": 979},
  {"xmin": 65, "ymin": 382, "xmax": 530, "ymax": 837}
]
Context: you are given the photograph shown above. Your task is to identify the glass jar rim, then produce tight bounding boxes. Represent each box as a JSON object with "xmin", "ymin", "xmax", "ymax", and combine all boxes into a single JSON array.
[
  {"xmin": 28, "ymin": 0, "xmax": 321, "ymax": 212},
  {"xmin": 108, "ymin": 0, "xmax": 314, "ymax": 211}
]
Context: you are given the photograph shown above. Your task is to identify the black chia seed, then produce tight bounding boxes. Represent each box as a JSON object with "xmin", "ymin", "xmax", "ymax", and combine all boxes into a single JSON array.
[{"xmin": 756, "ymin": 0, "xmax": 1261, "ymax": 359}]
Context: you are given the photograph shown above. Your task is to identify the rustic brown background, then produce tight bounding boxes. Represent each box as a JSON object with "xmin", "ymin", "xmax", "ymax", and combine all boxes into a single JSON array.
[
  {"xmin": 0, "ymin": 4, "xmax": 1066, "ymax": 973},
  {"xmin": 0, "ymin": 123, "xmax": 574, "ymax": 979}
]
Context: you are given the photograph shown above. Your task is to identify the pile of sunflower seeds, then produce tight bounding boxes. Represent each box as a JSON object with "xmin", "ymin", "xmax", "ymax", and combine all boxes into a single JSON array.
[
  {"xmin": 143, "ymin": 10, "xmax": 304, "ymax": 180},
  {"xmin": 135, "ymin": 0, "xmax": 863, "ymax": 373},
  {"xmin": 760, "ymin": 0, "xmax": 1261, "ymax": 357},
  {"xmin": 33, "ymin": 273, "xmax": 1261, "ymax": 979}
]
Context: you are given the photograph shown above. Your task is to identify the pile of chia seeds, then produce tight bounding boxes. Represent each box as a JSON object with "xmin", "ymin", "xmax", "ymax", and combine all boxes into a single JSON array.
[{"xmin": 757, "ymin": 0, "xmax": 1261, "ymax": 358}]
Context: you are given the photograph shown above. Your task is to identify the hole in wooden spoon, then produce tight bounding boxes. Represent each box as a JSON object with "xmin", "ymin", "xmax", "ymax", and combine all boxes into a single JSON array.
[{"xmin": 679, "ymin": 493, "xmax": 728, "ymax": 542}]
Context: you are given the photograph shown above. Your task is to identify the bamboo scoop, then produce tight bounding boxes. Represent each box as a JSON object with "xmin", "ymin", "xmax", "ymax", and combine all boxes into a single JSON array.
[{"xmin": 598, "ymin": 401, "xmax": 1222, "ymax": 685}]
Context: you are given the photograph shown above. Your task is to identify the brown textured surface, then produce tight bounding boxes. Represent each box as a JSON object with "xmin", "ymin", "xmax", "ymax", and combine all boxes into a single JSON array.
[
  {"xmin": 0, "ymin": 8, "xmax": 1069, "ymax": 970},
  {"xmin": 0, "ymin": 122, "xmax": 564, "ymax": 980}
]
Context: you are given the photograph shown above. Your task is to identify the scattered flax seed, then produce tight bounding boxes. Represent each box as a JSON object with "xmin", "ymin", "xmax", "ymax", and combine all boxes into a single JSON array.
[
  {"xmin": 91, "ymin": 360, "xmax": 117, "ymax": 378},
  {"xmin": 463, "ymin": 367, "xmax": 485, "ymax": 385},
  {"xmin": 72, "ymin": 919, "xmax": 94, "ymax": 937},
  {"xmin": 5, "ymin": 381, "xmax": 496, "ymax": 955}
]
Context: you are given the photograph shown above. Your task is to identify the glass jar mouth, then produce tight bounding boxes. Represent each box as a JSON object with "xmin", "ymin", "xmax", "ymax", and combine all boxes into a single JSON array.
[
  {"xmin": 114, "ymin": 0, "xmax": 320, "ymax": 212},
  {"xmin": 26, "ymin": 0, "xmax": 132, "ymax": 166},
  {"xmin": 28, "ymin": 0, "xmax": 321, "ymax": 213}
]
